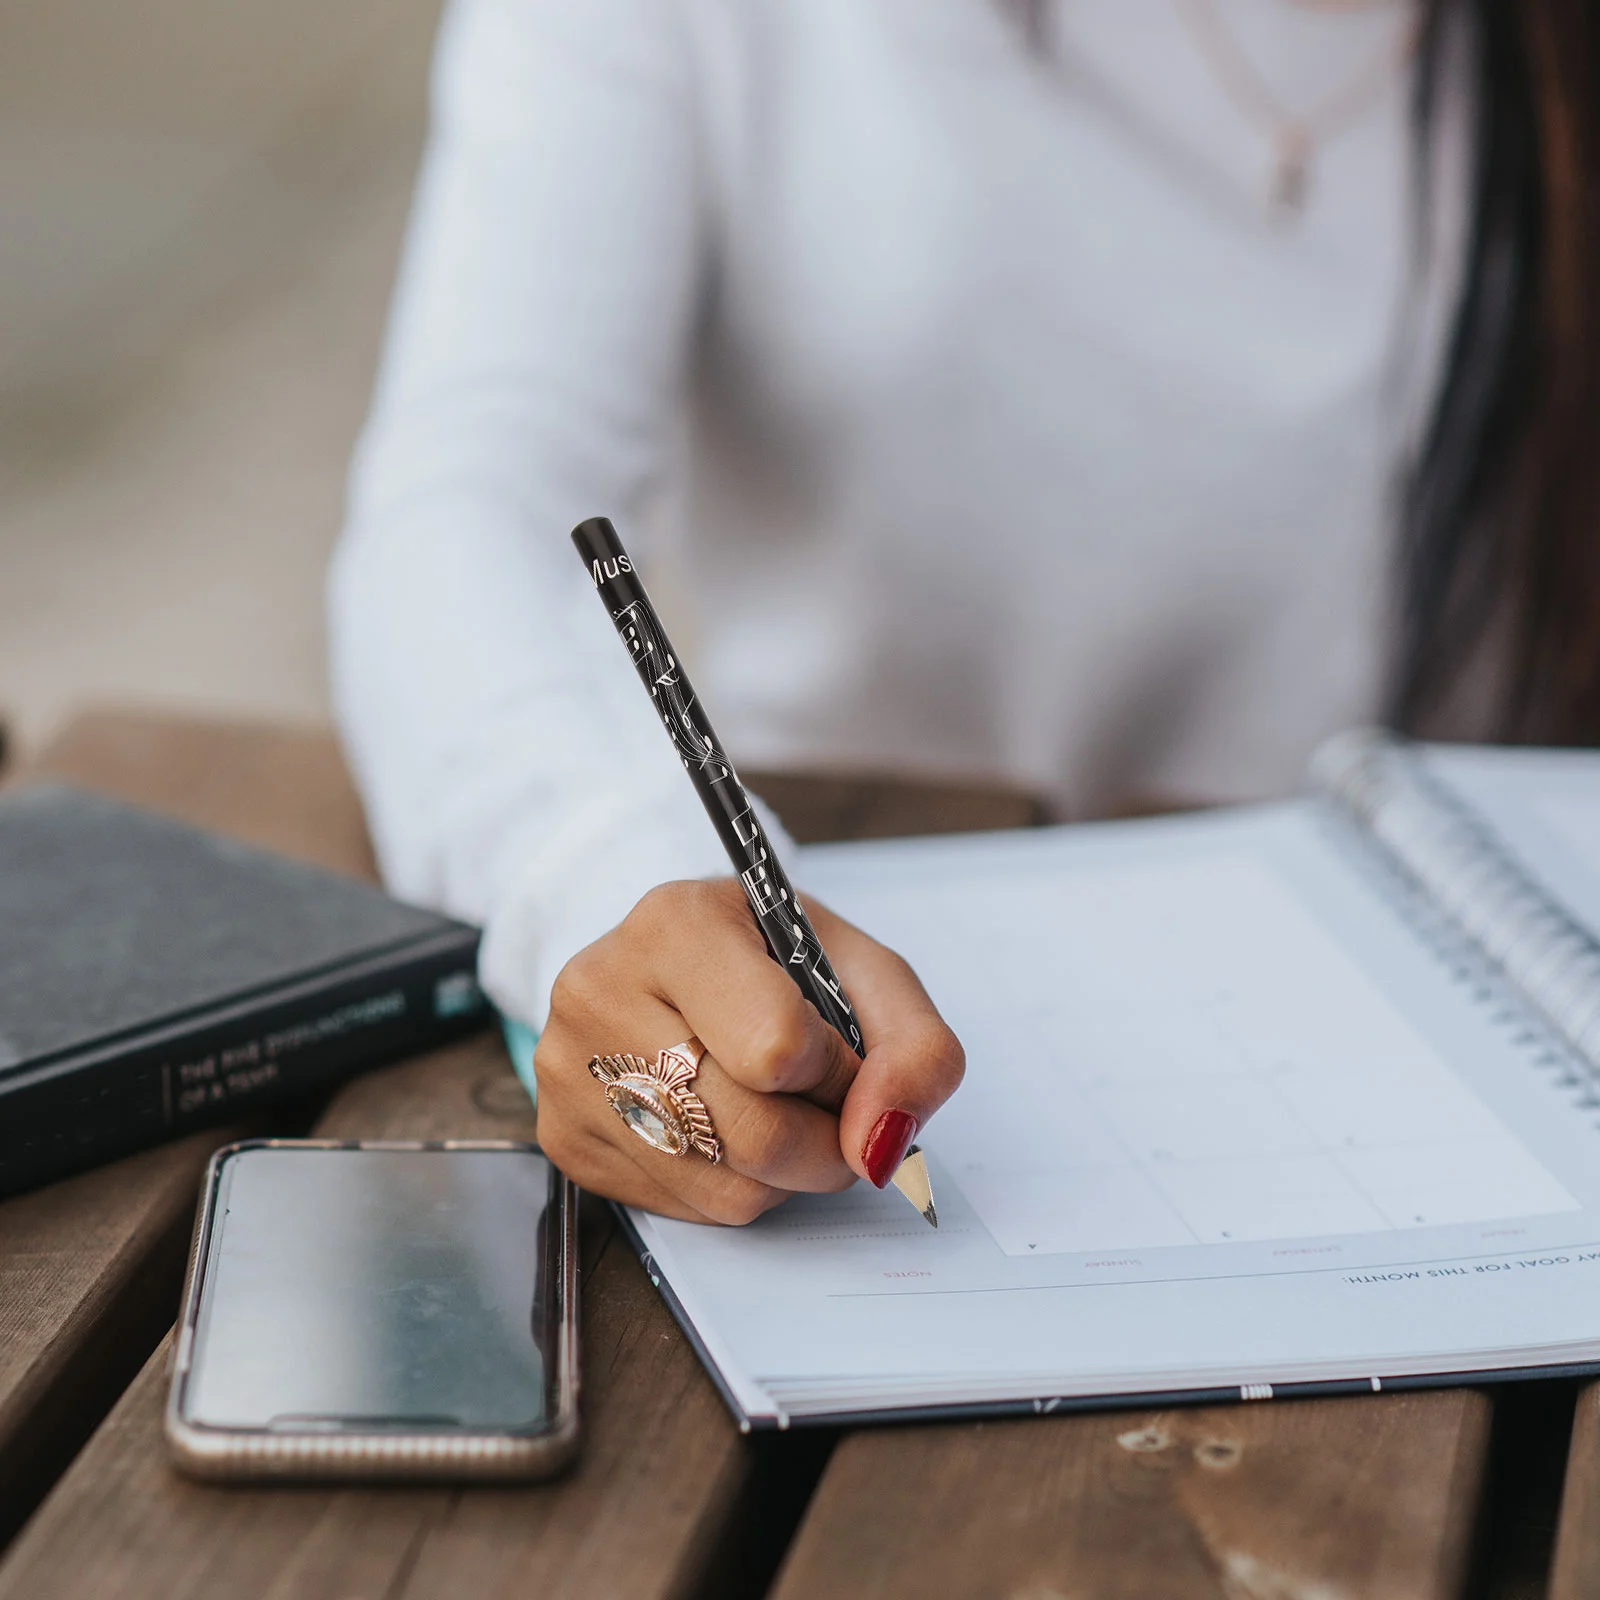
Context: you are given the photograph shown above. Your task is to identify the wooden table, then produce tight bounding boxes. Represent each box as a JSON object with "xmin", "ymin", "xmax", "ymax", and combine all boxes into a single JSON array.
[{"xmin": 0, "ymin": 710, "xmax": 1596, "ymax": 1600}]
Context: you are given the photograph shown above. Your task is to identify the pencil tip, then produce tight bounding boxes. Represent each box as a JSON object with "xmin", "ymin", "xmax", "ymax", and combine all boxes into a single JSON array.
[{"xmin": 890, "ymin": 1145, "xmax": 938, "ymax": 1228}]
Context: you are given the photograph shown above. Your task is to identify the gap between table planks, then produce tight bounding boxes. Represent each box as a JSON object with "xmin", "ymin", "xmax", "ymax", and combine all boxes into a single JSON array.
[{"xmin": 0, "ymin": 711, "xmax": 376, "ymax": 1545}]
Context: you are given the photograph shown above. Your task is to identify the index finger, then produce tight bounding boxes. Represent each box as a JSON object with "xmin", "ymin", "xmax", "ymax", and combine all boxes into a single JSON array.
[{"xmin": 805, "ymin": 899, "xmax": 966, "ymax": 1188}]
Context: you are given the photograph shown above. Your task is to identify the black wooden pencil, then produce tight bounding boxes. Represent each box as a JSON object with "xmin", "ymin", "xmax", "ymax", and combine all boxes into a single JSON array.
[{"xmin": 571, "ymin": 515, "xmax": 936, "ymax": 1226}]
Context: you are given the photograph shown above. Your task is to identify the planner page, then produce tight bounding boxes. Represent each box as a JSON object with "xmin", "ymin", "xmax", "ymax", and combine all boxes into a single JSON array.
[
  {"xmin": 627, "ymin": 802, "xmax": 1600, "ymax": 1424},
  {"xmin": 1422, "ymin": 744, "xmax": 1600, "ymax": 940}
]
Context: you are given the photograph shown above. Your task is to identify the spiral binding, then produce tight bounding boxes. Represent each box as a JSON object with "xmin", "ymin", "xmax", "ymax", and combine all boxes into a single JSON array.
[{"xmin": 1314, "ymin": 730, "xmax": 1600, "ymax": 1110}]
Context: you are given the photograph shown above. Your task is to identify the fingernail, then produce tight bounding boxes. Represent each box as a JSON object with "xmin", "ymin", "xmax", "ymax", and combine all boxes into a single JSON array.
[{"xmin": 863, "ymin": 1109, "xmax": 919, "ymax": 1188}]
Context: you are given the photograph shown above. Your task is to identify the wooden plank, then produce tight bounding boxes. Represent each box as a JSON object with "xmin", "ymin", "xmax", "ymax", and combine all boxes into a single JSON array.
[
  {"xmin": 0, "ymin": 711, "xmax": 370, "ymax": 1544},
  {"xmin": 774, "ymin": 1393, "xmax": 1490, "ymax": 1600},
  {"xmin": 0, "ymin": 1130, "xmax": 255, "ymax": 1549},
  {"xmin": 29, "ymin": 709, "xmax": 376, "ymax": 879},
  {"xmin": 0, "ymin": 1034, "xmax": 766, "ymax": 1600},
  {"xmin": 1550, "ymin": 1382, "xmax": 1600, "ymax": 1600},
  {"xmin": 747, "ymin": 768, "xmax": 1052, "ymax": 843}
]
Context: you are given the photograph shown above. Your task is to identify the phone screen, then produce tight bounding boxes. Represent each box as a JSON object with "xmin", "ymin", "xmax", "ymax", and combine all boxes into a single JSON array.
[{"xmin": 183, "ymin": 1146, "xmax": 562, "ymax": 1434}]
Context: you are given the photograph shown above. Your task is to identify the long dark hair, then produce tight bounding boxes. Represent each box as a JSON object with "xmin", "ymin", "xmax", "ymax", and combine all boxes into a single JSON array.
[
  {"xmin": 1007, "ymin": 0, "xmax": 1600, "ymax": 744},
  {"xmin": 1400, "ymin": 0, "xmax": 1600, "ymax": 743}
]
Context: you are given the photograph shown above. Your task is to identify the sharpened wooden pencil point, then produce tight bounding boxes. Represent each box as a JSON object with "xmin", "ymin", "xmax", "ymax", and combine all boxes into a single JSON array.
[{"xmin": 891, "ymin": 1145, "xmax": 937, "ymax": 1228}]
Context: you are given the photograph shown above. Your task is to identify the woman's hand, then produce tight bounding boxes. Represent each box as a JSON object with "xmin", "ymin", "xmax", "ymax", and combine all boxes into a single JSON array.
[{"xmin": 533, "ymin": 879, "xmax": 964, "ymax": 1223}]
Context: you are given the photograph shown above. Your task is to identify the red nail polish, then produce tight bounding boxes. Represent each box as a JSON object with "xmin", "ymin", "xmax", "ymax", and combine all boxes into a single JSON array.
[{"xmin": 863, "ymin": 1109, "xmax": 919, "ymax": 1188}]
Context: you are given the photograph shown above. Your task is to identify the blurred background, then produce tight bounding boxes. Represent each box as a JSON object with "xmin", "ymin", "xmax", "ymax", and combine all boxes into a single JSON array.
[{"xmin": 0, "ymin": 0, "xmax": 444, "ymax": 761}]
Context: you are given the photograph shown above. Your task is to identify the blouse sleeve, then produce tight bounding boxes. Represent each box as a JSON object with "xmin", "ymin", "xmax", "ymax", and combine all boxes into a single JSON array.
[{"xmin": 328, "ymin": 0, "xmax": 782, "ymax": 1029}]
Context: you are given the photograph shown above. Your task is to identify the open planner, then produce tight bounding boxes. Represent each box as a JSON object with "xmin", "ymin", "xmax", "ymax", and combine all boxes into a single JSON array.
[{"xmin": 621, "ymin": 733, "xmax": 1600, "ymax": 1429}]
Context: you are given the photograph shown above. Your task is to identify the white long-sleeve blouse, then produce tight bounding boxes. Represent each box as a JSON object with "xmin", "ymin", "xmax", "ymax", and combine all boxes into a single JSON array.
[{"xmin": 329, "ymin": 0, "xmax": 1461, "ymax": 1029}]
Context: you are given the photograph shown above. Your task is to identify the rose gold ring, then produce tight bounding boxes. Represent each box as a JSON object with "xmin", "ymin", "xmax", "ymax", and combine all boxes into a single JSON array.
[{"xmin": 588, "ymin": 1039, "xmax": 723, "ymax": 1163}]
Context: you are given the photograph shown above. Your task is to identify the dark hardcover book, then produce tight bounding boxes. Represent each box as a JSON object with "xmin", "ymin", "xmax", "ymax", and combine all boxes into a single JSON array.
[{"xmin": 0, "ymin": 784, "xmax": 491, "ymax": 1196}]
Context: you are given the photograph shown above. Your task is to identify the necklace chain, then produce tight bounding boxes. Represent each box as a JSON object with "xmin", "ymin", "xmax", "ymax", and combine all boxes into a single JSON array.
[{"xmin": 1174, "ymin": 0, "xmax": 1420, "ymax": 213}]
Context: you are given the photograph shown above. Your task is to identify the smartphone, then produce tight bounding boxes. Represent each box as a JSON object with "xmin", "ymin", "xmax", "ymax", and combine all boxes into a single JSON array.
[{"xmin": 165, "ymin": 1139, "xmax": 578, "ymax": 1481}]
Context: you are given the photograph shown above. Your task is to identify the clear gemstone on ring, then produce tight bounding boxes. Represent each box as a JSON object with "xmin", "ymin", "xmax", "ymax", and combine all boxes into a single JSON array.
[
  {"xmin": 626, "ymin": 1101, "xmax": 668, "ymax": 1143},
  {"xmin": 609, "ymin": 1079, "xmax": 689, "ymax": 1155}
]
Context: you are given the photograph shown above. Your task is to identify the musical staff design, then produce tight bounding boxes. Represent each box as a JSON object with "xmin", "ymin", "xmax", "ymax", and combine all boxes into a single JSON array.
[{"xmin": 573, "ymin": 519, "xmax": 864, "ymax": 1058}]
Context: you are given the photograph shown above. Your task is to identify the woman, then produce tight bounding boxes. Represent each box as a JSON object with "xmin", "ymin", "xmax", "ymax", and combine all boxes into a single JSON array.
[{"xmin": 329, "ymin": 1, "xmax": 1600, "ymax": 1223}]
